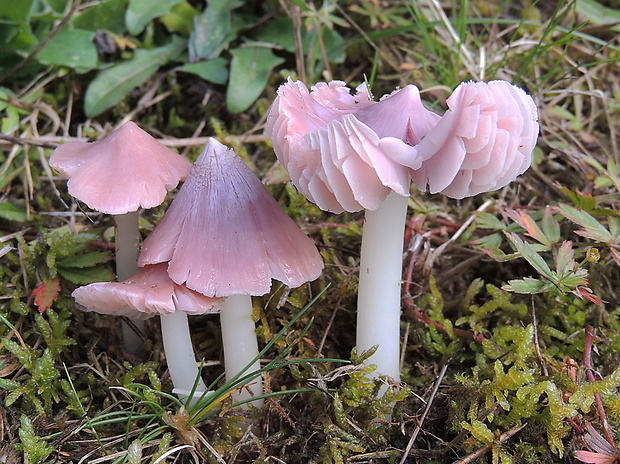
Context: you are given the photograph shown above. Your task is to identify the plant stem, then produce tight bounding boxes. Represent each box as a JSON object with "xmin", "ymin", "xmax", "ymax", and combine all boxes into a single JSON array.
[
  {"xmin": 114, "ymin": 211, "xmax": 145, "ymax": 355},
  {"xmin": 160, "ymin": 310, "xmax": 208, "ymax": 401},
  {"xmin": 220, "ymin": 294, "xmax": 263, "ymax": 408},
  {"xmin": 357, "ymin": 190, "xmax": 408, "ymax": 383},
  {"xmin": 584, "ymin": 325, "xmax": 615, "ymax": 447}
]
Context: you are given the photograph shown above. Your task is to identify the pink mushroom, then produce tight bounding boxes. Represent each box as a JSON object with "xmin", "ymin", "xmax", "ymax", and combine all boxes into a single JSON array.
[
  {"xmin": 139, "ymin": 137, "xmax": 324, "ymax": 406},
  {"xmin": 73, "ymin": 263, "xmax": 223, "ymax": 400},
  {"xmin": 266, "ymin": 78, "xmax": 538, "ymax": 386},
  {"xmin": 50, "ymin": 121, "xmax": 192, "ymax": 354},
  {"xmin": 407, "ymin": 80, "xmax": 539, "ymax": 198},
  {"xmin": 266, "ymin": 78, "xmax": 439, "ymax": 213}
]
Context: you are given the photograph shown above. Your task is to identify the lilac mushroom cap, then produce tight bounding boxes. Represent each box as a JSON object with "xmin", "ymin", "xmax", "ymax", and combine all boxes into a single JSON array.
[
  {"xmin": 265, "ymin": 79, "xmax": 440, "ymax": 213},
  {"xmin": 50, "ymin": 121, "xmax": 192, "ymax": 214},
  {"xmin": 73, "ymin": 263, "xmax": 223, "ymax": 319},
  {"xmin": 138, "ymin": 137, "xmax": 324, "ymax": 297}
]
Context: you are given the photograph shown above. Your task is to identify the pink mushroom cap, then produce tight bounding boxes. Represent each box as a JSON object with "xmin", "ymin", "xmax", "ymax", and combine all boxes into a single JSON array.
[
  {"xmin": 50, "ymin": 121, "xmax": 192, "ymax": 215},
  {"xmin": 72, "ymin": 263, "xmax": 223, "ymax": 319},
  {"xmin": 409, "ymin": 80, "xmax": 539, "ymax": 198},
  {"xmin": 138, "ymin": 138, "xmax": 324, "ymax": 297},
  {"xmin": 265, "ymin": 79, "xmax": 440, "ymax": 213}
]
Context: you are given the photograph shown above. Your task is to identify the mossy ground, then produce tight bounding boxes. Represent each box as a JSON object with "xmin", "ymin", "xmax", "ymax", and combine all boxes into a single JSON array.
[{"xmin": 1, "ymin": 1, "xmax": 619, "ymax": 463}]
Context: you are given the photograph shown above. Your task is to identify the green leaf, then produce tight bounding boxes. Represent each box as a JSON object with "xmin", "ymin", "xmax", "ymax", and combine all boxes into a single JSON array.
[
  {"xmin": 37, "ymin": 27, "xmax": 98, "ymax": 71},
  {"xmin": 125, "ymin": 0, "xmax": 184, "ymax": 35},
  {"xmin": 555, "ymin": 241, "xmax": 576, "ymax": 276},
  {"xmin": 475, "ymin": 212, "xmax": 506, "ymax": 230},
  {"xmin": 0, "ymin": 0, "xmax": 34, "ymax": 23},
  {"xmin": 44, "ymin": 0, "xmax": 70, "ymax": 14},
  {"xmin": 180, "ymin": 57, "xmax": 228, "ymax": 84},
  {"xmin": 160, "ymin": 2, "xmax": 200, "ymax": 35},
  {"xmin": 575, "ymin": 0, "xmax": 620, "ymax": 32},
  {"xmin": 541, "ymin": 207, "xmax": 561, "ymax": 244},
  {"xmin": 503, "ymin": 277, "xmax": 555, "ymax": 294},
  {"xmin": 56, "ymin": 251, "xmax": 113, "ymax": 269},
  {"xmin": 72, "ymin": 0, "xmax": 129, "ymax": 34},
  {"xmin": 84, "ymin": 36, "xmax": 185, "ymax": 117},
  {"xmin": 57, "ymin": 265, "xmax": 115, "ymax": 285},
  {"xmin": 556, "ymin": 204, "xmax": 613, "ymax": 243},
  {"xmin": 505, "ymin": 232, "xmax": 554, "ymax": 280},
  {"xmin": 188, "ymin": 0, "xmax": 243, "ymax": 61},
  {"xmin": 226, "ymin": 46, "xmax": 284, "ymax": 113},
  {"xmin": 0, "ymin": 201, "xmax": 28, "ymax": 221}
]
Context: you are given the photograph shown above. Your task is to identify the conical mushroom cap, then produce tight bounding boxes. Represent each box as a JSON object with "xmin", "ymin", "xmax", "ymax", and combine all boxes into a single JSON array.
[
  {"xmin": 50, "ymin": 121, "xmax": 192, "ymax": 214},
  {"xmin": 72, "ymin": 263, "xmax": 223, "ymax": 319},
  {"xmin": 139, "ymin": 138, "xmax": 324, "ymax": 297},
  {"xmin": 410, "ymin": 80, "xmax": 539, "ymax": 198},
  {"xmin": 266, "ymin": 80, "xmax": 441, "ymax": 213}
]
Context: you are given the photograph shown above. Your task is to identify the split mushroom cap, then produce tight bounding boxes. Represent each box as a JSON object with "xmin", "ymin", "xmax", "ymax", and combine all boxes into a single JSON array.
[
  {"xmin": 50, "ymin": 121, "xmax": 192, "ymax": 215},
  {"xmin": 408, "ymin": 80, "xmax": 539, "ymax": 198},
  {"xmin": 138, "ymin": 137, "xmax": 324, "ymax": 297},
  {"xmin": 266, "ymin": 79, "xmax": 440, "ymax": 214},
  {"xmin": 72, "ymin": 263, "xmax": 223, "ymax": 319}
]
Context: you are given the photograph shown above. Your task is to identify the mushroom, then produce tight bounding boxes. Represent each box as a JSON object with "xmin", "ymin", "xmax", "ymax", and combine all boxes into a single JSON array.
[
  {"xmin": 50, "ymin": 121, "xmax": 192, "ymax": 353},
  {"xmin": 265, "ymin": 78, "xmax": 538, "ymax": 385},
  {"xmin": 139, "ymin": 137, "xmax": 324, "ymax": 406},
  {"xmin": 73, "ymin": 263, "xmax": 223, "ymax": 399}
]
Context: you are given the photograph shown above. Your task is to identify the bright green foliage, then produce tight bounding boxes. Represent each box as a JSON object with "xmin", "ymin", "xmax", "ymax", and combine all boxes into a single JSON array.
[
  {"xmin": 84, "ymin": 36, "xmax": 186, "ymax": 117},
  {"xmin": 2, "ymin": 308, "xmax": 75, "ymax": 415},
  {"xmin": 318, "ymin": 347, "xmax": 411, "ymax": 463},
  {"xmin": 188, "ymin": 0, "xmax": 243, "ymax": 61},
  {"xmin": 16, "ymin": 415, "xmax": 54, "ymax": 464},
  {"xmin": 227, "ymin": 47, "xmax": 285, "ymax": 113}
]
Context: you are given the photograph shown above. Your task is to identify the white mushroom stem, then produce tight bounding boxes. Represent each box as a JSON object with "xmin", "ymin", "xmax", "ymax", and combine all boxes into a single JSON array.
[
  {"xmin": 220, "ymin": 295, "xmax": 263, "ymax": 408},
  {"xmin": 357, "ymin": 190, "xmax": 408, "ymax": 384},
  {"xmin": 114, "ymin": 211, "xmax": 145, "ymax": 355},
  {"xmin": 160, "ymin": 310, "xmax": 208, "ymax": 401}
]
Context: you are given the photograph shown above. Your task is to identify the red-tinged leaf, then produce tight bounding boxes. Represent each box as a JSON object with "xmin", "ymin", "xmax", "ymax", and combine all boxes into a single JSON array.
[
  {"xmin": 556, "ymin": 240, "xmax": 576, "ymax": 276},
  {"xmin": 609, "ymin": 246, "xmax": 620, "ymax": 267},
  {"xmin": 32, "ymin": 276, "xmax": 61, "ymax": 314},
  {"xmin": 575, "ymin": 450, "xmax": 619, "ymax": 464},
  {"xmin": 573, "ymin": 286, "xmax": 606, "ymax": 305},
  {"xmin": 504, "ymin": 208, "xmax": 554, "ymax": 247}
]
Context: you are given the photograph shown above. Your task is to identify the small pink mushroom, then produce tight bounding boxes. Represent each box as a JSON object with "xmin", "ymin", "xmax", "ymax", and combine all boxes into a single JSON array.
[
  {"xmin": 73, "ymin": 263, "xmax": 222, "ymax": 319},
  {"xmin": 139, "ymin": 137, "xmax": 323, "ymax": 297},
  {"xmin": 139, "ymin": 137, "xmax": 324, "ymax": 406},
  {"xmin": 50, "ymin": 121, "xmax": 192, "ymax": 215},
  {"xmin": 73, "ymin": 263, "xmax": 223, "ymax": 401},
  {"xmin": 50, "ymin": 121, "xmax": 192, "ymax": 354}
]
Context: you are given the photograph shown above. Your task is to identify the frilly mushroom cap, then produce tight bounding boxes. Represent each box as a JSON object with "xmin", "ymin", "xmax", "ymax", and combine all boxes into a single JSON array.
[
  {"xmin": 266, "ymin": 79, "xmax": 439, "ymax": 213},
  {"xmin": 50, "ymin": 121, "xmax": 192, "ymax": 214},
  {"xmin": 72, "ymin": 263, "xmax": 223, "ymax": 319},
  {"xmin": 410, "ymin": 80, "xmax": 539, "ymax": 198},
  {"xmin": 138, "ymin": 138, "xmax": 324, "ymax": 297}
]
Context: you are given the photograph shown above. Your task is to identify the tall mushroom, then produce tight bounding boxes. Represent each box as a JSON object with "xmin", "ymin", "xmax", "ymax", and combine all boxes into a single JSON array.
[
  {"xmin": 139, "ymin": 137, "xmax": 324, "ymax": 406},
  {"xmin": 50, "ymin": 121, "xmax": 192, "ymax": 354},
  {"xmin": 266, "ymin": 78, "xmax": 538, "ymax": 385},
  {"xmin": 73, "ymin": 263, "xmax": 223, "ymax": 398}
]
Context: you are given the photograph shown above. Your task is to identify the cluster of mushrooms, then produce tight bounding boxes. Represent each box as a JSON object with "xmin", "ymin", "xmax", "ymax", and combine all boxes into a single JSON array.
[{"xmin": 50, "ymin": 78, "xmax": 539, "ymax": 408}]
